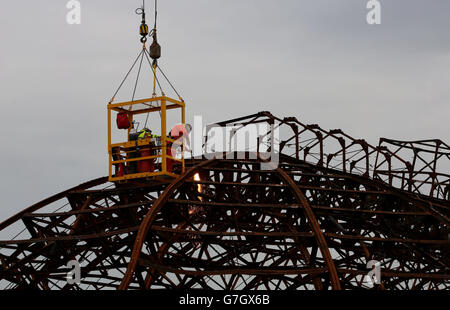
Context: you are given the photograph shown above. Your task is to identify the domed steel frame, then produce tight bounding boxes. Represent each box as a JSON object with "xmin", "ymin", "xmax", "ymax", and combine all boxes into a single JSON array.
[{"xmin": 0, "ymin": 112, "xmax": 448, "ymax": 290}]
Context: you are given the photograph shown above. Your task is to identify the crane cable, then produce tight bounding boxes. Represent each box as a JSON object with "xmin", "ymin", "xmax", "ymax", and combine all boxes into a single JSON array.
[
  {"xmin": 110, "ymin": 1, "xmax": 182, "ymax": 106},
  {"xmin": 154, "ymin": 0, "xmax": 157, "ymax": 30},
  {"xmin": 110, "ymin": 49, "xmax": 145, "ymax": 103},
  {"xmin": 137, "ymin": 0, "xmax": 149, "ymax": 43}
]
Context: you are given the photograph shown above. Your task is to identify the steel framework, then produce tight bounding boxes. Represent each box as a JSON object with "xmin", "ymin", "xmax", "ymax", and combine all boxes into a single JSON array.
[{"xmin": 0, "ymin": 111, "xmax": 448, "ymax": 290}]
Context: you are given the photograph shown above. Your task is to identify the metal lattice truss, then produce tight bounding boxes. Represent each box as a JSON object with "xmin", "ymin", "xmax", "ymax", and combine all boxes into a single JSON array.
[
  {"xmin": 0, "ymin": 111, "xmax": 448, "ymax": 290},
  {"xmin": 210, "ymin": 112, "xmax": 450, "ymax": 201}
]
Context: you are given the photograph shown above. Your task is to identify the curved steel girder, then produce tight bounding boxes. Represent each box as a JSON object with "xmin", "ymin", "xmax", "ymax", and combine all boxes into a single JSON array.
[
  {"xmin": 118, "ymin": 159, "xmax": 217, "ymax": 290},
  {"xmin": 119, "ymin": 157, "xmax": 343, "ymax": 290},
  {"xmin": 0, "ymin": 153, "xmax": 447, "ymax": 290},
  {"xmin": 212, "ymin": 111, "xmax": 450, "ymax": 201},
  {"xmin": 140, "ymin": 165, "xmax": 326, "ymax": 290},
  {"xmin": 274, "ymin": 167, "xmax": 341, "ymax": 290},
  {"xmin": 280, "ymin": 154, "xmax": 450, "ymax": 226},
  {"xmin": 0, "ymin": 177, "xmax": 109, "ymax": 231}
]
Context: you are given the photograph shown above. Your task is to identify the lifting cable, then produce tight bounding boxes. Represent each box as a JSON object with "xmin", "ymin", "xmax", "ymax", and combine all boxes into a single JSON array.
[
  {"xmin": 131, "ymin": 49, "xmax": 146, "ymax": 102},
  {"xmin": 153, "ymin": 0, "xmax": 157, "ymax": 31},
  {"xmin": 143, "ymin": 48, "xmax": 163, "ymax": 95},
  {"xmin": 110, "ymin": 0, "xmax": 183, "ymax": 131},
  {"xmin": 157, "ymin": 66, "xmax": 182, "ymax": 101},
  {"xmin": 110, "ymin": 49, "xmax": 145, "ymax": 103},
  {"xmin": 148, "ymin": 0, "xmax": 182, "ymax": 100},
  {"xmin": 143, "ymin": 48, "xmax": 162, "ymax": 128}
]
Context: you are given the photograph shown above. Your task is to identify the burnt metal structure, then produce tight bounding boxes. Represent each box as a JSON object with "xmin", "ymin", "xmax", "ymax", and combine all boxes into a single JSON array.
[{"xmin": 0, "ymin": 111, "xmax": 448, "ymax": 290}]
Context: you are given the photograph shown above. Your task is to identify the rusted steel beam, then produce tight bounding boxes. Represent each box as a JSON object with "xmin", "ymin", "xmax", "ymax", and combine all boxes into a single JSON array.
[
  {"xmin": 0, "ymin": 177, "xmax": 108, "ymax": 231},
  {"xmin": 118, "ymin": 159, "xmax": 217, "ymax": 290},
  {"xmin": 138, "ymin": 261, "xmax": 328, "ymax": 276},
  {"xmin": 338, "ymin": 268, "xmax": 450, "ymax": 280},
  {"xmin": 311, "ymin": 205, "xmax": 430, "ymax": 216},
  {"xmin": 0, "ymin": 112, "xmax": 448, "ymax": 290},
  {"xmin": 22, "ymin": 200, "xmax": 153, "ymax": 218},
  {"xmin": 275, "ymin": 167, "xmax": 342, "ymax": 290},
  {"xmin": 184, "ymin": 180, "xmax": 289, "ymax": 188},
  {"xmin": 166, "ymin": 199, "xmax": 302, "ymax": 209},
  {"xmin": 150, "ymin": 225, "xmax": 315, "ymax": 237},
  {"xmin": 324, "ymin": 233, "xmax": 449, "ymax": 245},
  {"xmin": 0, "ymin": 226, "xmax": 139, "ymax": 245}
]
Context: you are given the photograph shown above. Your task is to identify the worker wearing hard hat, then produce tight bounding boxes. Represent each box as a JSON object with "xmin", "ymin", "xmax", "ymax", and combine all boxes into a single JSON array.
[{"xmin": 167, "ymin": 123, "xmax": 192, "ymax": 173}]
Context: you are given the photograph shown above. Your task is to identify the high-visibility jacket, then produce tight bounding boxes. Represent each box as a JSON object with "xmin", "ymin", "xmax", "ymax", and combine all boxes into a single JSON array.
[
  {"xmin": 138, "ymin": 130, "xmax": 149, "ymax": 140},
  {"xmin": 138, "ymin": 130, "xmax": 159, "ymax": 140}
]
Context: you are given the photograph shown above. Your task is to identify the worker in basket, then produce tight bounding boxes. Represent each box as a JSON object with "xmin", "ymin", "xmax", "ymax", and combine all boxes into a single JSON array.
[
  {"xmin": 136, "ymin": 128, "xmax": 160, "ymax": 173},
  {"xmin": 167, "ymin": 123, "xmax": 192, "ymax": 173},
  {"xmin": 127, "ymin": 125, "xmax": 139, "ymax": 174}
]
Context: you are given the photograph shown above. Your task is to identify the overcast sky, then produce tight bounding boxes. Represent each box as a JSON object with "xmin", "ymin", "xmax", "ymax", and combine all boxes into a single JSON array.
[{"xmin": 0, "ymin": 0, "xmax": 449, "ymax": 222}]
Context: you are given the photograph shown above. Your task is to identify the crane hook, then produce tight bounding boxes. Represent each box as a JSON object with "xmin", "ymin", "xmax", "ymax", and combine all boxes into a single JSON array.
[{"xmin": 136, "ymin": 4, "xmax": 149, "ymax": 44}]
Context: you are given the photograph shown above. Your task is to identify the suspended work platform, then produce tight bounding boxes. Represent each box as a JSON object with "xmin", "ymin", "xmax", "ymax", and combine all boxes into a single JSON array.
[
  {"xmin": 107, "ymin": 96, "xmax": 186, "ymax": 182},
  {"xmin": 106, "ymin": 1, "xmax": 188, "ymax": 183}
]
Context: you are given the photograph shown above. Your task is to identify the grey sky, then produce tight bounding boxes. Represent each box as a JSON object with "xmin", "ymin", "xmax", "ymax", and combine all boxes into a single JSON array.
[{"xmin": 0, "ymin": 0, "xmax": 449, "ymax": 222}]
